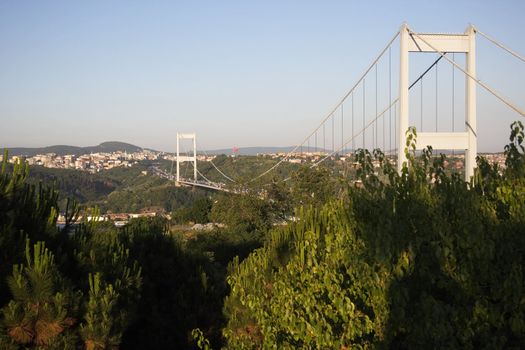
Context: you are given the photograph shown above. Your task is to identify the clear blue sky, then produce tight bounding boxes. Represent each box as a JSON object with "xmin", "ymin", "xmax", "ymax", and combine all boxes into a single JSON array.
[{"xmin": 1, "ymin": 0, "xmax": 524, "ymax": 152}]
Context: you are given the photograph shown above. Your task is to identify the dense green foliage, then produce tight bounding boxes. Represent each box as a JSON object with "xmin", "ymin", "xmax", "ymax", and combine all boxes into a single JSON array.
[
  {"xmin": 2, "ymin": 123, "xmax": 525, "ymax": 349},
  {"xmin": 0, "ymin": 156, "xmax": 232, "ymax": 348},
  {"xmin": 223, "ymin": 123, "xmax": 525, "ymax": 349},
  {"xmin": 19, "ymin": 161, "xmax": 209, "ymax": 214},
  {"xmin": 23, "ymin": 165, "xmax": 117, "ymax": 207},
  {"xmin": 0, "ymin": 153, "xmax": 268, "ymax": 349},
  {"xmin": 171, "ymin": 197, "xmax": 213, "ymax": 224},
  {"xmin": 196, "ymin": 155, "xmax": 298, "ymax": 184},
  {"xmin": 20, "ymin": 153, "xmax": 344, "ymax": 216},
  {"xmin": 118, "ymin": 217, "xmax": 227, "ymax": 348},
  {"xmin": 0, "ymin": 157, "xmax": 142, "ymax": 348}
]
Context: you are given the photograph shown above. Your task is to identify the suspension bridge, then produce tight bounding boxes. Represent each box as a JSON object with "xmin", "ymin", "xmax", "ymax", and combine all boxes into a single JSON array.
[{"xmin": 174, "ymin": 23, "xmax": 525, "ymax": 191}]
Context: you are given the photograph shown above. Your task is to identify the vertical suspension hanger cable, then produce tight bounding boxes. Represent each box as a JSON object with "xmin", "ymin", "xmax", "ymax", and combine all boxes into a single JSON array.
[
  {"xmin": 250, "ymin": 30, "xmax": 402, "ymax": 183},
  {"xmin": 307, "ymin": 137, "xmax": 310, "ymax": 154},
  {"xmin": 341, "ymin": 104, "xmax": 344, "ymax": 155},
  {"xmin": 323, "ymin": 123, "xmax": 326, "ymax": 153},
  {"xmin": 181, "ymin": 144, "xmax": 189, "ymax": 180},
  {"xmin": 394, "ymin": 100, "xmax": 397, "ymax": 155},
  {"xmin": 312, "ymin": 97, "xmax": 399, "ymax": 168},
  {"xmin": 315, "ymin": 130, "xmax": 317, "ymax": 153},
  {"xmin": 435, "ymin": 56, "xmax": 439, "ymax": 132},
  {"xmin": 363, "ymin": 78, "xmax": 366, "ymax": 149},
  {"xmin": 375, "ymin": 63, "xmax": 378, "ymax": 150},
  {"xmin": 389, "ymin": 46, "xmax": 392, "ymax": 154},
  {"xmin": 332, "ymin": 114, "xmax": 335, "ymax": 154},
  {"xmin": 382, "ymin": 72, "xmax": 385, "ymax": 151},
  {"xmin": 352, "ymin": 92, "xmax": 355, "ymax": 152},
  {"xmin": 452, "ymin": 53, "xmax": 455, "ymax": 132},
  {"xmin": 452, "ymin": 52, "xmax": 455, "ymax": 156},
  {"xmin": 421, "ymin": 79, "xmax": 424, "ymax": 132},
  {"xmin": 409, "ymin": 29, "xmax": 525, "ymax": 118}
]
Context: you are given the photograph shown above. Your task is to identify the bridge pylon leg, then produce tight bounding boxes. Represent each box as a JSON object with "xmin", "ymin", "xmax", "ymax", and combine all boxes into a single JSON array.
[
  {"xmin": 397, "ymin": 23, "xmax": 409, "ymax": 173},
  {"xmin": 464, "ymin": 25, "xmax": 477, "ymax": 181}
]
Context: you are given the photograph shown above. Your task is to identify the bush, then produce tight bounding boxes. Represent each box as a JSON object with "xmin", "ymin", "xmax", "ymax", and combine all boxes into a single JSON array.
[
  {"xmin": 223, "ymin": 123, "xmax": 525, "ymax": 349},
  {"xmin": 172, "ymin": 197, "xmax": 212, "ymax": 224}
]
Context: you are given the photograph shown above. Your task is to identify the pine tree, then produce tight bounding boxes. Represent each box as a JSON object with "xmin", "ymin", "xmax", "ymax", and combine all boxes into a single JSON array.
[
  {"xmin": 1, "ymin": 240, "xmax": 76, "ymax": 347},
  {"xmin": 80, "ymin": 273, "xmax": 120, "ymax": 350}
]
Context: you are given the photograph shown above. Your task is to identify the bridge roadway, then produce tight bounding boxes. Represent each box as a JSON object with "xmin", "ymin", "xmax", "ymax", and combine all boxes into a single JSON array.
[
  {"xmin": 177, "ymin": 179, "xmax": 230, "ymax": 192},
  {"xmin": 147, "ymin": 165, "xmax": 230, "ymax": 192}
]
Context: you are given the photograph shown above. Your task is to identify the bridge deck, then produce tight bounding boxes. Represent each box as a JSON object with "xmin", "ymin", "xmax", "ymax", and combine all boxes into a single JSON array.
[{"xmin": 177, "ymin": 180, "xmax": 229, "ymax": 192}]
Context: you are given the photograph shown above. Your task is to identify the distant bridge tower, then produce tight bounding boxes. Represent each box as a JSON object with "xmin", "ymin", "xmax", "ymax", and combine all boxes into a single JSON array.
[
  {"xmin": 176, "ymin": 133, "xmax": 197, "ymax": 184},
  {"xmin": 398, "ymin": 24, "xmax": 477, "ymax": 180}
]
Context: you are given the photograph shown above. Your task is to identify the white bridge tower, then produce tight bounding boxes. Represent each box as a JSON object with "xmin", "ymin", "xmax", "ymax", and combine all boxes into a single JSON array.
[
  {"xmin": 398, "ymin": 24, "xmax": 477, "ymax": 180},
  {"xmin": 176, "ymin": 132, "xmax": 197, "ymax": 184}
]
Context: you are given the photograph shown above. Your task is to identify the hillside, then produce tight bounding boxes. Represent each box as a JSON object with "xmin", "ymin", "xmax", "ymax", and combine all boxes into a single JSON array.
[
  {"xmin": 16, "ymin": 160, "xmax": 209, "ymax": 213},
  {"xmin": 204, "ymin": 146, "xmax": 328, "ymax": 155},
  {"xmin": 5, "ymin": 141, "xmax": 144, "ymax": 157}
]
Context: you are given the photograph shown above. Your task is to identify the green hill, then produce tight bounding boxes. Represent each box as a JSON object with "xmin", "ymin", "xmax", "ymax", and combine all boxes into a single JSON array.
[
  {"xmin": 5, "ymin": 141, "xmax": 144, "ymax": 157},
  {"xmin": 15, "ymin": 160, "xmax": 208, "ymax": 213}
]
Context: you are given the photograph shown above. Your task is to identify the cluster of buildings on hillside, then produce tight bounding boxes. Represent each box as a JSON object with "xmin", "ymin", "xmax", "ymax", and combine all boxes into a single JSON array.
[
  {"xmin": 57, "ymin": 211, "xmax": 224, "ymax": 231},
  {"xmin": 0, "ymin": 149, "xmax": 220, "ymax": 174},
  {"xmin": 1, "ymin": 148, "xmax": 508, "ymax": 174},
  {"xmin": 57, "ymin": 211, "xmax": 167, "ymax": 228},
  {"xmin": 480, "ymin": 153, "xmax": 507, "ymax": 169},
  {"xmin": 266, "ymin": 151, "xmax": 359, "ymax": 165},
  {"xmin": 3, "ymin": 150, "xmax": 160, "ymax": 173},
  {"xmin": 264, "ymin": 151, "xmax": 342, "ymax": 163},
  {"xmin": 162, "ymin": 154, "xmax": 217, "ymax": 162},
  {"xmin": 271, "ymin": 151, "xmax": 507, "ymax": 170},
  {"xmin": 441, "ymin": 153, "xmax": 506, "ymax": 171}
]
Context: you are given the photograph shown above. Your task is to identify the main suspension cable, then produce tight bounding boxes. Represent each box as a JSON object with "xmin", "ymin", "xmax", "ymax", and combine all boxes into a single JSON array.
[
  {"xmin": 248, "ymin": 30, "xmax": 401, "ymax": 182},
  {"xmin": 312, "ymin": 53, "xmax": 444, "ymax": 167},
  {"xmin": 313, "ymin": 98, "xmax": 399, "ymax": 167},
  {"xmin": 196, "ymin": 141, "xmax": 237, "ymax": 182},
  {"xmin": 474, "ymin": 27, "xmax": 525, "ymax": 63},
  {"xmin": 409, "ymin": 29, "xmax": 525, "ymax": 118}
]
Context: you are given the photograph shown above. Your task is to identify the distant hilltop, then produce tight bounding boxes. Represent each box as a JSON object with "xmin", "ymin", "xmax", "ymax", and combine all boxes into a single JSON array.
[{"xmin": 3, "ymin": 141, "xmax": 145, "ymax": 157}]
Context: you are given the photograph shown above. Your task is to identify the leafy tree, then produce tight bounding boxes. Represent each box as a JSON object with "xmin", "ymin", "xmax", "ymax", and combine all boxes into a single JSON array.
[
  {"xmin": 223, "ymin": 123, "xmax": 525, "ymax": 349},
  {"xmin": 23, "ymin": 165, "xmax": 117, "ymax": 208},
  {"xmin": 210, "ymin": 193, "xmax": 272, "ymax": 234},
  {"xmin": 172, "ymin": 196, "xmax": 212, "ymax": 224},
  {"xmin": 119, "ymin": 217, "xmax": 227, "ymax": 349},
  {"xmin": 262, "ymin": 177, "xmax": 293, "ymax": 222},
  {"xmin": 290, "ymin": 165, "xmax": 336, "ymax": 208}
]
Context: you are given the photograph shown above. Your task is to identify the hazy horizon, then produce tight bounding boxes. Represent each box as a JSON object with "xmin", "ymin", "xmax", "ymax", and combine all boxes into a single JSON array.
[{"xmin": 1, "ymin": 1, "xmax": 524, "ymax": 153}]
